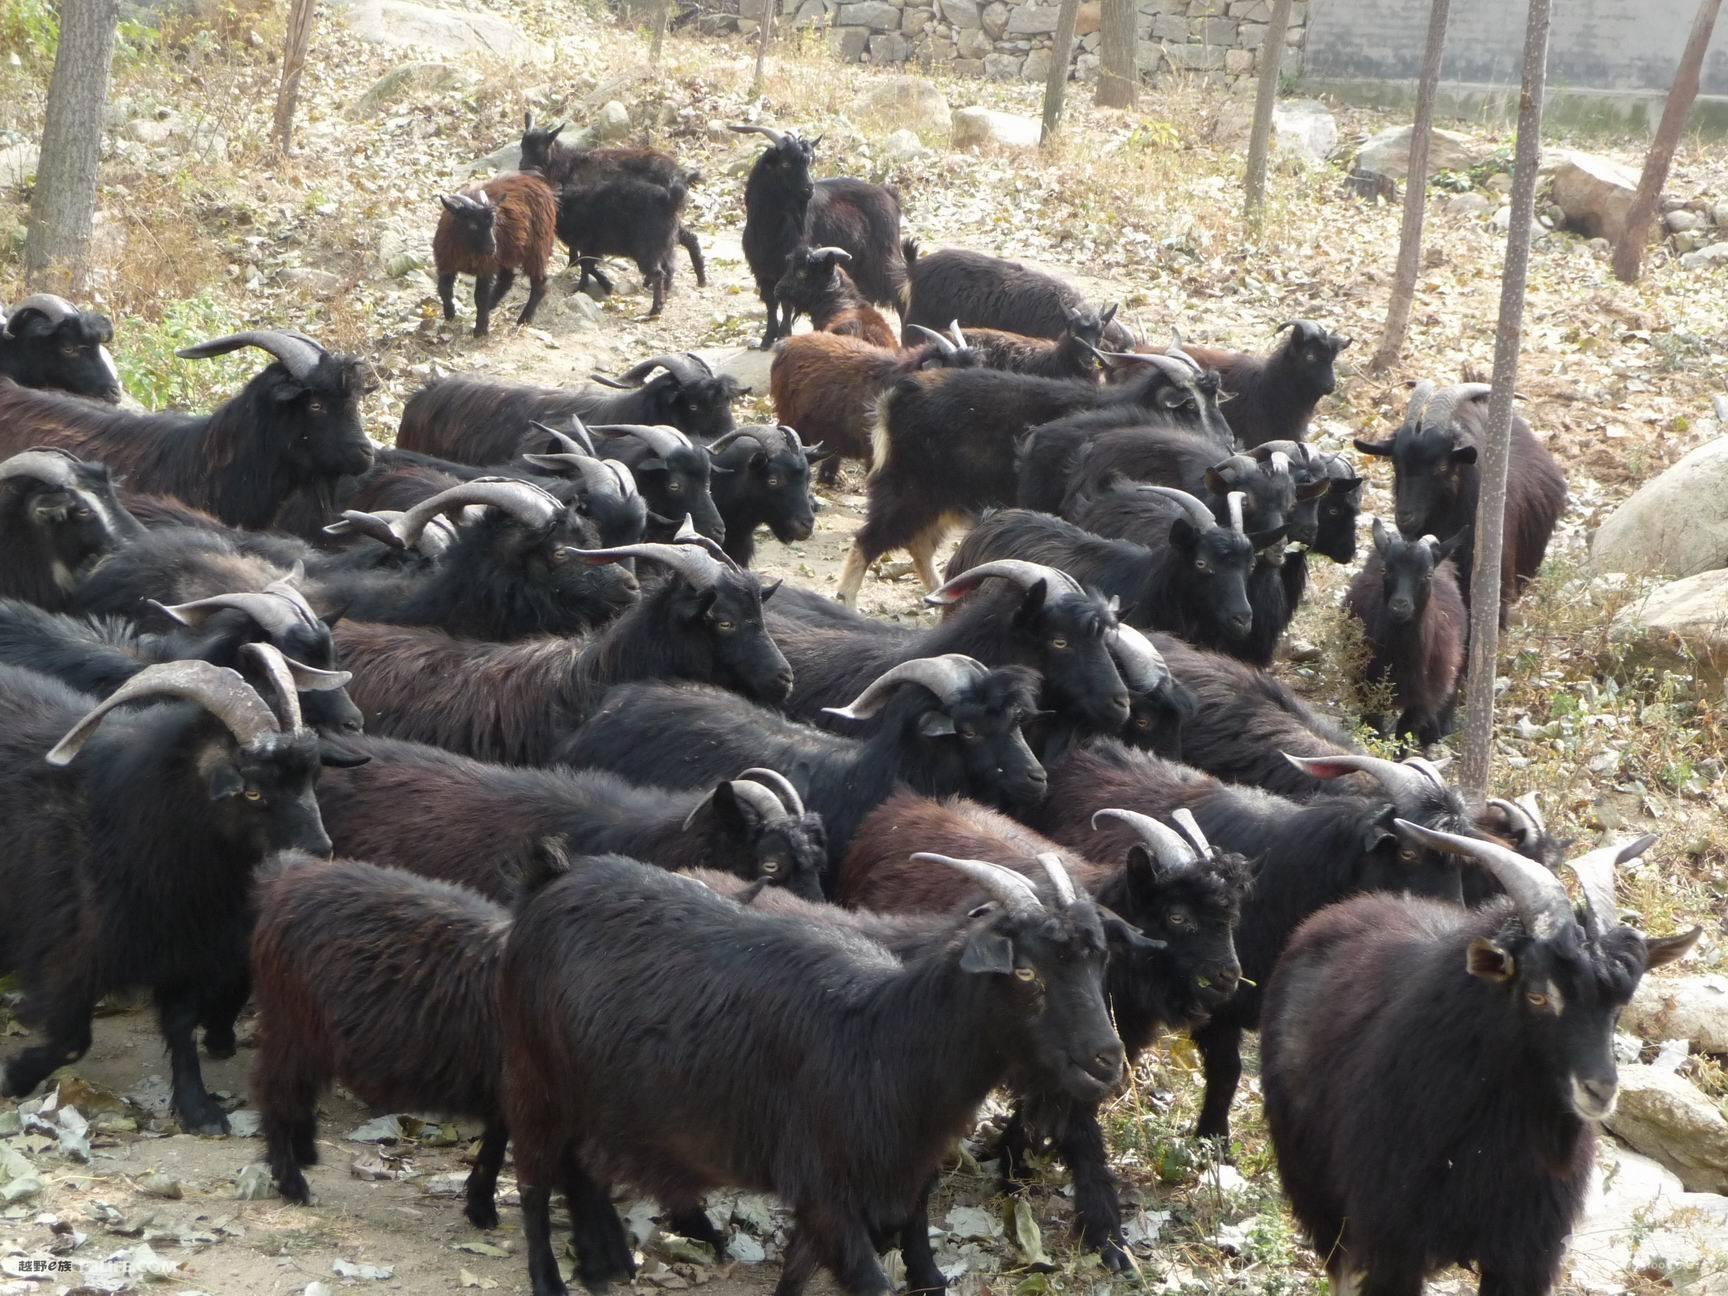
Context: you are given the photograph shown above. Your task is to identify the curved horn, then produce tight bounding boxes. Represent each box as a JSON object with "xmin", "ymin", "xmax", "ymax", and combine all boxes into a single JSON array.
[
  {"xmin": 46, "ymin": 660, "xmax": 282, "ymax": 766},
  {"xmin": 1108, "ymin": 624, "xmax": 1170, "ymax": 693},
  {"xmin": 568, "ymin": 539, "xmax": 726, "ymax": 586},
  {"xmin": 2, "ymin": 294, "xmax": 80, "ymax": 335},
  {"xmin": 739, "ymin": 767, "xmax": 806, "ymax": 818},
  {"xmin": 684, "ymin": 778, "xmax": 788, "ymax": 832},
  {"xmin": 175, "ymin": 330, "xmax": 327, "ymax": 381},
  {"xmin": 1100, "ymin": 350, "xmax": 1200, "ymax": 384},
  {"xmin": 809, "ymin": 245, "xmax": 852, "ymax": 263},
  {"xmin": 0, "ymin": 447, "xmax": 83, "ymax": 490},
  {"xmin": 1402, "ymin": 380, "xmax": 1439, "ymax": 426},
  {"xmin": 1392, "ymin": 819, "xmax": 1574, "ymax": 939},
  {"xmin": 1171, "ymin": 807, "xmax": 1211, "ymax": 856},
  {"xmin": 1037, "ymin": 852, "xmax": 1078, "ymax": 908},
  {"xmin": 822, "ymin": 654, "xmax": 987, "ymax": 721},
  {"xmin": 1488, "ymin": 796, "xmax": 1542, "ymax": 845},
  {"xmin": 388, "ymin": 477, "xmax": 562, "ymax": 548},
  {"xmin": 912, "ymin": 852, "xmax": 1043, "ymax": 915},
  {"xmin": 1251, "ymin": 440, "xmax": 1320, "ymax": 468},
  {"xmin": 1568, "ymin": 835, "xmax": 1657, "ymax": 939},
  {"xmin": 948, "ymin": 319, "xmax": 966, "ymax": 351},
  {"xmin": 778, "ymin": 424, "xmax": 808, "ymax": 456},
  {"xmin": 729, "ymin": 123, "xmax": 789, "ymax": 145},
  {"xmin": 529, "ymin": 419, "xmax": 597, "ymax": 457},
  {"xmin": 907, "ymin": 324, "xmax": 957, "ymax": 357},
  {"xmin": 1282, "ymin": 752, "xmax": 1440, "ymax": 808},
  {"xmin": 150, "ymin": 585, "xmax": 322, "ymax": 640},
  {"xmin": 705, "ymin": 428, "xmax": 773, "ymax": 454},
  {"xmin": 923, "ymin": 559, "xmax": 1083, "ymax": 607},
  {"xmin": 240, "ymin": 641, "xmax": 306, "ymax": 733},
  {"xmin": 1226, "ymin": 491, "xmax": 1246, "ymax": 535},
  {"xmin": 610, "ymin": 354, "xmax": 704, "ymax": 387},
  {"xmin": 1140, "ymin": 486, "xmax": 1216, "ymax": 531},
  {"xmin": 1091, "ymin": 808, "xmax": 1197, "ymax": 869},
  {"xmin": 1421, "ymin": 382, "xmax": 1495, "ymax": 436},
  {"xmin": 590, "ymin": 423, "xmax": 695, "ymax": 459}
]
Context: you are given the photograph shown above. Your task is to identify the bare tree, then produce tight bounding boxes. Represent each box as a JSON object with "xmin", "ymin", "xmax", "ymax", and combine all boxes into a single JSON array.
[
  {"xmin": 1370, "ymin": 0, "xmax": 1455, "ymax": 371},
  {"xmin": 272, "ymin": 0, "xmax": 318, "ymax": 155},
  {"xmin": 1040, "ymin": 0, "xmax": 1081, "ymax": 143},
  {"xmin": 1241, "ymin": 0, "xmax": 1293, "ymax": 225},
  {"xmin": 650, "ymin": 0, "xmax": 671, "ymax": 63},
  {"xmin": 1613, "ymin": 0, "xmax": 1723, "ymax": 283},
  {"xmin": 1458, "ymin": 0, "xmax": 1553, "ymax": 806},
  {"xmin": 751, "ymin": 0, "xmax": 774, "ymax": 96},
  {"xmin": 23, "ymin": 0, "xmax": 120, "ymax": 291},
  {"xmin": 1095, "ymin": 0, "xmax": 1137, "ymax": 108}
]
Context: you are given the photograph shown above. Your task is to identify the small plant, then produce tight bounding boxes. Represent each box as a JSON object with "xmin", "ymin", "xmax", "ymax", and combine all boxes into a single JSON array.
[
  {"xmin": 0, "ymin": 0, "xmax": 58, "ymax": 61},
  {"xmin": 1430, "ymin": 168, "xmax": 1475, "ymax": 193},
  {"xmin": 1124, "ymin": 119, "xmax": 1181, "ymax": 153},
  {"xmin": 116, "ymin": 293, "xmax": 251, "ymax": 412}
]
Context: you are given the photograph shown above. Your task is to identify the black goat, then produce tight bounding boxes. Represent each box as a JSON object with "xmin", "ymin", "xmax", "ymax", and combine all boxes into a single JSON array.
[
  {"xmin": 0, "ymin": 331, "xmax": 374, "ymax": 532},
  {"xmin": 500, "ymin": 849, "xmax": 1120, "ymax": 1296},
  {"xmin": 773, "ymin": 558, "xmax": 1131, "ymax": 738},
  {"xmin": 1345, "ymin": 521, "xmax": 1467, "ymax": 746},
  {"xmin": 1262, "ymin": 827, "xmax": 1699, "ymax": 1296},
  {"xmin": 319, "ymin": 478, "xmax": 641, "ymax": 638},
  {"xmin": 556, "ymin": 175, "xmax": 689, "ymax": 318},
  {"xmin": 0, "ymin": 647, "xmax": 356, "ymax": 1133},
  {"xmin": 730, "ymin": 125, "xmax": 906, "ymax": 347},
  {"xmin": 1179, "ymin": 319, "xmax": 1350, "ymax": 449},
  {"xmin": 836, "ymin": 352, "xmax": 1227, "ymax": 602},
  {"xmin": 1066, "ymin": 443, "xmax": 1319, "ymax": 544},
  {"xmin": 517, "ymin": 112, "xmax": 705, "ymax": 285},
  {"xmin": 319, "ymin": 737, "xmax": 827, "ymax": 901},
  {"xmin": 1038, "ymin": 742, "xmax": 1482, "ymax": 1144},
  {"xmin": 333, "ymin": 532, "xmax": 791, "ymax": 765},
  {"xmin": 1355, "ymin": 380, "xmax": 1567, "ymax": 625},
  {"xmin": 397, "ymin": 358, "xmax": 740, "ymax": 463},
  {"xmin": 0, "ymin": 449, "xmax": 144, "ymax": 612},
  {"xmin": 558, "ymin": 654, "xmax": 1047, "ymax": 864},
  {"xmin": 946, "ymin": 491, "xmax": 1274, "ymax": 656},
  {"xmin": 960, "ymin": 304, "xmax": 1114, "ymax": 381},
  {"xmin": 772, "ymin": 245, "xmax": 898, "ymax": 347},
  {"xmin": 0, "ymin": 294, "xmax": 122, "ymax": 403},
  {"xmin": 0, "ymin": 590, "xmax": 363, "ymax": 740},
  {"xmin": 588, "ymin": 422, "xmax": 726, "ymax": 543},
  {"xmin": 701, "ymin": 424, "xmax": 823, "ymax": 567},
  {"xmin": 901, "ymin": 245, "xmax": 1133, "ymax": 349}
]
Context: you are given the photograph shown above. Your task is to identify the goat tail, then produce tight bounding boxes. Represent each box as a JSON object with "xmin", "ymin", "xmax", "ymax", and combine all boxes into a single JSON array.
[
  {"xmin": 509, "ymin": 835, "xmax": 573, "ymax": 911},
  {"xmin": 897, "ymin": 239, "xmax": 919, "ymax": 310},
  {"xmin": 866, "ymin": 385, "xmax": 900, "ymax": 480}
]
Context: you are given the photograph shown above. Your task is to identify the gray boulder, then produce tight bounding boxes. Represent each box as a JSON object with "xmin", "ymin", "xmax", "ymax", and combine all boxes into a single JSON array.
[
  {"xmin": 1610, "ymin": 567, "xmax": 1728, "ymax": 683},
  {"xmin": 1355, "ymin": 124, "xmax": 1478, "ymax": 183},
  {"xmin": 1592, "ymin": 436, "xmax": 1728, "ymax": 579},
  {"xmin": 0, "ymin": 142, "xmax": 39, "ymax": 190},
  {"xmin": 341, "ymin": 0, "xmax": 544, "ymax": 62},
  {"xmin": 1548, "ymin": 151, "xmax": 1640, "ymax": 241},
  {"xmin": 1627, "ymin": 975, "xmax": 1728, "ymax": 1056},
  {"xmin": 351, "ymin": 61, "xmax": 465, "ymax": 118},
  {"xmin": 952, "ymin": 106, "xmax": 1040, "ymax": 149},
  {"xmin": 1603, "ymin": 1064, "xmax": 1728, "ymax": 1194},
  {"xmin": 1568, "ymin": 1138, "xmax": 1728, "ymax": 1291},
  {"xmin": 593, "ymin": 100, "xmax": 631, "ymax": 142},
  {"xmin": 1271, "ymin": 98, "xmax": 1337, "ymax": 165},
  {"xmin": 1681, "ymin": 241, "xmax": 1728, "ymax": 270}
]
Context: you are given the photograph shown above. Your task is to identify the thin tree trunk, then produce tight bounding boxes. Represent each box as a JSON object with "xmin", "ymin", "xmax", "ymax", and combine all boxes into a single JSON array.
[
  {"xmin": 650, "ymin": 0, "xmax": 670, "ymax": 62},
  {"xmin": 1459, "ymin": 0, "xmax": 1552, "ymax": 808},
  {"xmin": 751, "ymin": 0, "xmax": 774, "ymax": 96},
  {"xmin": 272, "ymin": 0, "xmax": 317, "ymax": 155},
  {"xmin": 1241, "ymin": 0, "xmax": 1293, "ymax": 226},
  {"xmin": 1095, "ymin": 0, "xmax": 1137, "ymax": 108},
  {"xmin": 1612, "ymin": 0, "xmax": 1723, "ymax": 283},
  {"xmin": 1370, "ymin": 0, "xmax": 1454, "ymax": 372},
  {"xmin": 23, "ymin": 0, "xmax": 120, "ymax": 291},
  {"xmin": 1041, "ymin": 0, "xmax": 1081, "ymax": 144}
]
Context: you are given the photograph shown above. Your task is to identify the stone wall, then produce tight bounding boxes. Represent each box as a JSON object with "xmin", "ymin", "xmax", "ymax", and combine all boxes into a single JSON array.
[{"xmin": 733, "ymin": 0, "xmax": 1308, "ymax": 89}]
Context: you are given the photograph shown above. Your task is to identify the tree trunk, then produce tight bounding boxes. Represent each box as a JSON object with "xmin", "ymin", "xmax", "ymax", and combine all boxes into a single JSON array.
[
  {"xmin": 272, "ymin": 0, "xmax": 318, "ymax": 155},
  {"xmin": 650, "ymin": 0, "xmax": 670, "ymax": 63},
  {"xmin": 1095, "ymin": 0, "xmax": 1138, "ymax": 108},
  {"xmin": 751, "ymin": 0, "xmax": 774, "ymax": 96},
  {"xmin": 1370, "ymin": 0, "xmax": 1454, "ymax": 372},
  {"xmin": 1612, "ymin": 0, "xmax": 1723, "ymax": 283},
  {"xmin": 23, "ymin": 0, "xmax": 120, "ymax": 292},
  {"xmin": 1241, "ymin": 0, "xmax": 1293, "ymax": 226},
  {"xmin": 1458, "ymin": 0, "xmax": 1552, "ymax": 808},
  {"xmin": 1040, "ymin": 0, "xmax": 1081, "ymax": 144}
]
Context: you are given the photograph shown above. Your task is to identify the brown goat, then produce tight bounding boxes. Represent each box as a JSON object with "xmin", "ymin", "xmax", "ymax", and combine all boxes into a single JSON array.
[
  {"xmin": 433, "ymin": 172, "xmax": 556, "ymax": 337},
  {"xmin": 769, "ymin": 333, "xmax": 977, "ymax": 487}
]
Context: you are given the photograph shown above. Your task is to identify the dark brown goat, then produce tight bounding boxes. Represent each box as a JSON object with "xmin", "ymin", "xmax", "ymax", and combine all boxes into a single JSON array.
[
  {"xmin": 433, "ymin": 172, "xmax": 557, "ymax": 337},
  {"xmin": 769, "ymin": 329, "xmax": 977, "ymax": 486},
  {"xmin": 773, "ymin": 246, "xmax": 899, "ymax": 348}
]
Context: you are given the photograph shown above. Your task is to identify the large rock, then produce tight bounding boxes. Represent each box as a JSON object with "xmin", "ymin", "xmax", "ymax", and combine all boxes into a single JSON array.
[
  {"xmin": 938, "ymin": 0, "xmax": 980, "ymax": 25},
  {"xmin": 593, "ymin": 100, "xmax": 631, "ymax": 142},
  {"xmin": 1603, "ymin": 1064, "xmax": 1728, "ymax": 1194},
  {"xmin": 1682, "ymin": 241, "xmax": 1728, "ymax": 270},
  {"xmin": 1549, "ymin": 151, "xmax": 1640, "ymax": 241},
  {"xmin": 852, "ymin": 76, "xmax": 951, "ymax": 129},
  {"xmin": 868, "ymin": 31, "xmax": 912, "ymax": 61},
  {"xmin": 951, "ymin": 106, "xmax": 1040, "ymax": 149},
  {"xmin": 351, "ymin": 61, "xmax": 464, "ymax": 117},
  {"xmin": 340, "ymin": 0, "xmax": 544, "ymax": 62},
  {"xmin": 836, "ymin": 0, "xmax": 898, "ymax": 27},
  {"xmin": 1006, "ymin": 2, "xmax": 1060, "ymax": 31},
  {"xmin": 1568, "ymin": 1139, "xmax": 1728, "ymax": 1290},
  {"xmin": 1610, "ymin": 568, "xmax": 1728, "ymax": 682},
  {"xmin": 1593, "ymin": 437, "xmax": 1728, "ymax": 579},
  {"xmin": 1627, "ymin": 975, "xmax": 1728, "ymax": 1056},
  {"xmin": 1271, "ymin": 98, "xmax": 1337, "ymax": 165},
  {"xmin": 690, "ymin": 347, "xmax": 773, "ymax": 395},
  {"xmin": 1355, "ymin": 124, "xmax": 1479, "ymax": 183}
]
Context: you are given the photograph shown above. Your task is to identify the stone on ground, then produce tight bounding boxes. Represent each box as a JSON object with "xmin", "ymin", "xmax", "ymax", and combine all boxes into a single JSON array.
[
  {"xmin": 1354, "ymin": 124, "xmax": 1479, "ymax": 183},
  {"xmin": 340, "ymin": 0, "xmax": 544, "ymax": 63},
  {"xmin": 1592, "ymin": 436, "xmax": 1728, "ymax": 579},
  {"xmin": 852, "ymin": 76, "xmax": 951, "ymax": 132},
  {"xmin": 1609, "ymin": 567, "xmax": 1728, "ymax": 683},
  {"xmin": 1548, "ymin": 151, "xmax": 1641, "ymax": 241},
  {"xmin": 1602, "ymin": 1064, "xmax": 1728, "ymax": 1194},
  {"xmin": 951, "ymin": 106, "xmax": 1040, "ymax": 150}
]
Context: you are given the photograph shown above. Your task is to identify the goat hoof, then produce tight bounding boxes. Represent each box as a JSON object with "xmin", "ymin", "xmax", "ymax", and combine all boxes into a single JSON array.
[
  {"xmin": 177, "ymin": 1101, "xmax": 231, "ymax": 1137},
  {"xmin": 1095, "ymin": 1235, "xmax": 1133, "ymax": 1272},
  {"xmin": 202, "ymin": 1029, "xmax": 237, "ymax": 1060},
  {"xmin": 278, "ymin": 1170, "xmax": 313, "ymax": 1205},
  {"xmin": 464, "ymin": 1200, "xmax": 500, "ymax": 1231}
]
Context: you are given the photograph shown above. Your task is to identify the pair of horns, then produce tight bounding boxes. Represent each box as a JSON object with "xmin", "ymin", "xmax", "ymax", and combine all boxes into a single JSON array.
[
  {"xmin": 1404, "ymin": 381, "xmax": 1494, "ymax": 438},
  {"xmin": 823, "ymin": 654, "xmax": 988, "ymax": 722},
  {"xmin": 683, "ymin": 767, "xmax": 807, "ymax": 831},
  {"xmin": 573, "ymin": 515, "xmax": 740, "ymax": 585},
  {"xmin": 591, "ymin": 353, "xmax": 714, "ymax": 389},
  {"xmin": 911, "ymin": 851, "xmax": 1079, "ymax": 915},
  {"xmin": 46, "ymin": 642, "xmax": 345, "ymax": 765},
  {"xmin": 1140, "ymin": 485, "xmax": 1246, "ymax": 535},
  {"xmin": 151, "ymin": 567, "xmax": 327, "ymax": 644},
  {"xmin": 0, "ymin": 446, "xmax": 86, "ymax": 491},
  {"xmin": 1283, "ymin": 751, "xmax": 1451, "ymax": 811},
  {"xmin": 1091, "ymin": 806, "xmax": 1212, "ymax": 869},
  {"xmin": 2, "ymin": 294, "xmax": 82, "ymax": 336},
  {"xmin": 706, "ymin": 424, "xmax": 817, "ymax": 459},
  {"xmin": 524, "ymin": 420, "xmax": 640, "ymax": 503},
  {"xmin": 923, "ymin": 559, "xmax": 1084, "ymax": 608},
  {"xmin": 327, "ymin": 477, "xmax": 564, "ymax": 551},
  {"xmin": 907, "ymin": 320, "xmax": 969, "ymax": 357},
  {"xmin": 177, "ymin": 330, "xmax": 331, "ymax": 383}
]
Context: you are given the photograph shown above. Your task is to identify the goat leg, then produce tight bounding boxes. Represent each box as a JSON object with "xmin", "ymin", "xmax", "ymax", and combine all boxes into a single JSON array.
[
  {"xmin": 1058, "ymin": 1104, "xmax": 1131, "ymax": 1271},
  {"xmin": 463, "ymin": 1118, "xmax": 509, "ymax": 1230},
  {"xmin": 157, "ymin": 986, "xmax": 229, "ymax": 1135},
  {"xmin": 198, "ymin": 971, "xmax": 249, "ymax": 1059},
  {"xmin": 438, "ymin": 273, "xmax": 458, "ymax": 322},
  {"xmin": 1, "ymin": 974, "xmax": 95, "ymax": 1100},
  {"xmin": 1191, "ymin": 1016, "xmax": 1242, "ymax": 1145},
  {"xmin": 518, "ymin": 274, "xmax": 549, "ymax": 330},
  {"xmin": 474, "ymin": 274, "xmax": 496, "ymax": 339},
  {"xmin": 679, "ymin": 225, "xmax": 707, "ymax": 287},
  {"xmin": 563, "ymin": 1151, "xmax": 635, "ymax": 1289},
  {"xmin": 666, "ymin": 1205, "xmax": 729, "ymax": 1260},
  {"xmin": 647, "ymin": 270, "xmax": 667, "ymax": 320},
  {"xmin": 898, "ymin": 1180, "xmax": 946, "ymax": 1295},
  {"xmin": 521, "ymin": 1183, "xmax": 571, "ymax": 1296},
  {"xmin": 489, "ymin": 269, "xmax": 517, "ymax": 310}
]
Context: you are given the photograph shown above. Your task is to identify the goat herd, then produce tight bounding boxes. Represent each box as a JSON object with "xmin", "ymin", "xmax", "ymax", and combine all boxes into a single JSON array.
[{"xmin": 0, "ymin": 112, "xmax": 1701, "ymax": 1296}]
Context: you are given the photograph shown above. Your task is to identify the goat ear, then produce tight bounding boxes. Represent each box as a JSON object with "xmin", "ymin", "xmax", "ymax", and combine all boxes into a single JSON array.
[
  {"xmin": 1371, "ymin": 517, "xmax": 1391, "ymax": 557},
  {"xmin": 1645, "ymin": 926, "xmax": 1703, "ymax": 970},
  {"xmin": 636, "ymin": 456, "xmax": 668, "ymax": 473},
  {"xmin": 1360, "ymin": 805, "xmax": 1398, "ymax": 852},
  {"xmin": 1202, "ymin": 467, "xmax": 1231, "ymax": 495},
  {"xmin": 917, "ymin": 710, "xmax": 958, "ymax": 738},
  {"xmin": 1353, "ymin": 437, "xmax": 1395, "ymax": 457},
  {"xmin": 1296, "ymin": 477, "xmax": 1330, "ymax": 502},
  {"xmin": 1328, "ymin": 475, "xmax": 1362, "ymax": 495},
  {"xmin": 319, "ymin": 743, "xmax": 373, "ymax": 770},
  {"xmin": 440, "ymin": 195, "xmax": 466, "ymax": 215},
  {"xmin": 959, "ymin": 927, "xmax": 1016, "ymax": 976},
  {"xmin": 1012, "ymin": 578, "xmax": 1050, "ymax": 626},
  {"xmin": 1466, "ymin": 938, "xmax": 1516, "ymax": 983},
  {"xmin": 1168, "ymin": 517, "xmax": 1200, "ymax": 550},
  {"xmin": 1450, "ymin": 446, "xmax": 1478, "ymax": 466},
  {"xmin": 1100, "ymin": 907, "xmax": 1165, "ymax": 958},
  {"xmin": 707, "ymin": 780, "xmax": 750, "ymax": 828},
  {"xmin": 206, "ymin": 762, "xmax": 246, "ymax": 801},
  {"xmin": 1330, "ymin": 334, "xmax": 1354, "ymax": 353},
  {"xmin": 1435, "ymin": 531, "xmax": 1465, "ymax": 561},
  {"xmin": 759, "ymin": 579, "xmax": 783, "ymax": 602},
  {"xmin": 1124, "ymin": 844, "xmax": 1165, "ymax": 898},
  {"xmin": 748, "ymin": 449, "xmax": 770, "ymax": 473}
]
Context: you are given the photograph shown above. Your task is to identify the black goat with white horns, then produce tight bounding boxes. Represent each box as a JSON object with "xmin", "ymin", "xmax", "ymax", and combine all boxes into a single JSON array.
[
  {"xmin": 1262, "ymin": 827, "xmax": 1699, "ymax": 1296},
  {"xmin": 588, "ymin": 422, "xmax": 728, "ymax": 544},
  {"xmin": 698, "ymin": 424, "xmax": 823, "ymax": 568},
  {"xmin": 0, "ymin": 295, "xmax": 122, "ymax": 403}
]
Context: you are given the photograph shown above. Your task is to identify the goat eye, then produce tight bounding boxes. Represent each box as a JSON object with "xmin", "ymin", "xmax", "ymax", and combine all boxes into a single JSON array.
[
  {"xmin": 761, "ymin": 860, "xmax": 781, "ymax": 874},
  {"xmin": 1050, "ymin": 637, "xmax": 1068, "ymax": 650},
  {"xmin": 1399, "ymin": 848, "xmax": 1419, "ymax": 862},
  {"xmin": 1195, "ymin": 559, "xmax": 1210, "ymax": 572},
  {"xmin": 1135, "ymin": 716, "xmax": 1152, "ymax": 730},
  {"xmin": 959, "ymin": 724, "xmax": 978, "ymax": 740},
  {"xmin": 1526, "ymin": 991, "xmax": 1548, "ymax": 1009},
  {"xmin": 714, "ymin": 620, "xmax": 735, "ymax": 634},
  {"xmin": 668, "ymin": 481, "xmax": 684, "ymax": 493},
  {"xmin": 243, "ymin": 789, "xmax": 263, "ymax": 803},
  {"xmin": 61, "ymin": 343, "xmax": 79, "ymax": 357},
  {"xmin": 308, "ymin": 400, "xmax": 325, "ymax": 415},
  {"xmin": 74, "ymin": 507, "xmax": 91, "ymax": 519},
  {"xmin": 1167, "ymin": 911, "xmax": 1188, "ymax": 927},
  {"xmin": 767, "ymin": 476, "xmax": 781, "ymax": 487},
  {"xmin": 1013, "ymin": 967, "xmax": 1036, "ymax": 982}
]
